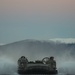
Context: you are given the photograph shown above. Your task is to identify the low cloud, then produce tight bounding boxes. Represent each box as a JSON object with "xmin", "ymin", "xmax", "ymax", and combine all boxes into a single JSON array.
[
  {"xmin": 0, "ymin": 43, "xmax": 5, "ymax": 46},
  {"xmin": 49, "ymin": 38, "xmax": 75, "ymax": 43}
]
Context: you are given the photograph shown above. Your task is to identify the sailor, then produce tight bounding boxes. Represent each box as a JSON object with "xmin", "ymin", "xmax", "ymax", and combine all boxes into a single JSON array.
[
  {"xmin": 46, "ymin": 56, "xmax": 56, "ymax": 70},
  {"xmin": 18, "ymin": 56, "xmax": 28, "ymax": 67}
]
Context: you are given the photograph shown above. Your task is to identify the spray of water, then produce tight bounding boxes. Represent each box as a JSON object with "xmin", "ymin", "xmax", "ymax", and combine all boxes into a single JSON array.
[
  {"xmin": 57, "ymin": 60, "xmax": 75, "ymax": 74},
  {"xmin": 0, "ymin": 40, "xmax": 75, "ymax": 75},
  {"xmin": 0, "ymin": 56, "xmax": 18, "ymax": 75}
]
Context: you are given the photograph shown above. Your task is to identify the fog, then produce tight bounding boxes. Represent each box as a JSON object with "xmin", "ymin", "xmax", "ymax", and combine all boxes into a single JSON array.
[{"xmin": 0, "ymin": 40, "xmax": 75, "ymax": 75}]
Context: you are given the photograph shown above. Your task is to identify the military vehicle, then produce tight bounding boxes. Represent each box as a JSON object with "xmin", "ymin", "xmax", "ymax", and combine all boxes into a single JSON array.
[{"xmin": 18, "ymin": 57, "xmax": 58, "ymax": 74}]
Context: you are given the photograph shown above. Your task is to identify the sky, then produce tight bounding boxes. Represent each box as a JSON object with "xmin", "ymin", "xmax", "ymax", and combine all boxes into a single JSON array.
[{"xmin": 0, "ymin": 0, "xmax": 75, "ymax": 44}]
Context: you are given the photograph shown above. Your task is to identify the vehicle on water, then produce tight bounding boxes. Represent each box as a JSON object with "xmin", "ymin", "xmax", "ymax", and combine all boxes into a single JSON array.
[{"xmin": 18, "ymin": 56, "xmax": 58, "ymax": 74}]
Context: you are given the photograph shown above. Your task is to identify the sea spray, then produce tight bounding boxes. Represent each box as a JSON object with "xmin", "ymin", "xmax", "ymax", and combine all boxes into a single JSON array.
[
  {"xmin": 0, "ymin": 56, "xmax": 18, "ymax": 75},
  {"xmin": 58, "ymin": 60, "xmax": 75, "ymax": 74},
  {"xmin": 0, "ymin": 40, "xmax": 75, "ymax": 75}
]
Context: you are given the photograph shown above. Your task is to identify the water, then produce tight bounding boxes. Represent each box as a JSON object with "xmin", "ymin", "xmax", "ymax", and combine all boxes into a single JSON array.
[
  {"xmin": 0, "ymin": 40, "xmax": 75, "ymax": 75},
  {"xmin": 0, "ymin": 57, "xmax": 75, "ymax": 75}
]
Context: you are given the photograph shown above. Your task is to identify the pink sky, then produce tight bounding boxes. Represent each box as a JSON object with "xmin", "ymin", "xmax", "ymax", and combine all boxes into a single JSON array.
[
  {"xmin": 0, "ymin": 0, "xmax": 75, "ymax": 43},
  {"xmin": 0, "ymin": 0, "xmax": 75, "ymax": 15}
]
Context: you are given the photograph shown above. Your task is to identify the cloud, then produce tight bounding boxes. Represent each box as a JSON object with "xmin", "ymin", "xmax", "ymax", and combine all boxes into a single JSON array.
[
  {"xmin": 0, "ymin": 43, "xmax": 4, "ymax": 45},
  {"xmin": 49, "ymin": 38, "xmax": 75, "ymax": 43}
]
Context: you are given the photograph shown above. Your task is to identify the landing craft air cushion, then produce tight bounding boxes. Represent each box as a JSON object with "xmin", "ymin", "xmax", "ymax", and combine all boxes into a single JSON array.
[{"xmin": 18, "ymin": 57, "xmax": 58, "ymax": 74}]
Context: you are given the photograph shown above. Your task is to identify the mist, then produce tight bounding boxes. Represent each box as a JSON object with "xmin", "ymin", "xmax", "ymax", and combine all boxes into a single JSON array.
[
  {"xmin": 0, "ymin": 56, "xmax": 18, "ymax": 75},
  {"xmin": 0, "ymin": 39, "xmax": 75, "ymax": 74}
]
